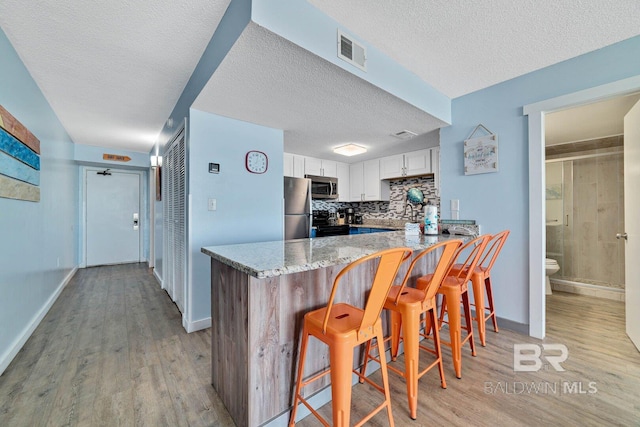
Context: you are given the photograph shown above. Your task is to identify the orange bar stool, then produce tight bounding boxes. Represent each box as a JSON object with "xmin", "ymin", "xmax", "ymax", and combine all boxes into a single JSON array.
[
  {"xmin": 420, "ymin": 235, "xmax": 490, "ymax": 379},
  {"xmin": 449, "ymin": 230, "xmax": 510, "ymax": 346},
  {"xmin": 289, "ymin": 247, "xmax": 412, "ymax": 427},
  {"xmin": 360, "ymin": 240, "xmax": 462, "ymax": 420}
]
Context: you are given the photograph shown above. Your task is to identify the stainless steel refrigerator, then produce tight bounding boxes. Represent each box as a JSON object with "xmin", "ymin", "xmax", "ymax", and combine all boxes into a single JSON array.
[{"xmin": 284, "ymin": 176, "xmax": 312, "ymax": 239}]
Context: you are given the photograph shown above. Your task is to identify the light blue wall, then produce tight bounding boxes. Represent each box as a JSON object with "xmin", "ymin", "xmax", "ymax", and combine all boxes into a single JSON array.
[
  {"xmin": 251, "ymin": 0, "xmax": 451, "ymax": 124},
  {"xmin": 188, "ymin": 109, "xmax": 283, "ymax": 324},
  {"xmin": 440, "ymin": 35, "xmax": 640, "ymax": 326},
  {"xmin": 0, "ymin": 28, "xmax": 78, "ymax": 373},
  {"xmin": 153, "ymin": 0, "xmax": 252, "ymax": 283}
]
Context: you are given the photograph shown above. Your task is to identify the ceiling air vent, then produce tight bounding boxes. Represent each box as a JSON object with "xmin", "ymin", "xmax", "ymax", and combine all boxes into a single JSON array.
[
  {"xmin": 337, "ymin": 30, "xmax": 366, "ymax": 71},
  {"xmin": 391, "ymin": 130, "xmax": 418, "ymax": 140}
]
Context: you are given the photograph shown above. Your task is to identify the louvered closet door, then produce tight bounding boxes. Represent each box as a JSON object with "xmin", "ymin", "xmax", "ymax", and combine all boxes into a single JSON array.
[{"xmin": 162, "ymin": 128, "xmax": 186, "ymax": 314}]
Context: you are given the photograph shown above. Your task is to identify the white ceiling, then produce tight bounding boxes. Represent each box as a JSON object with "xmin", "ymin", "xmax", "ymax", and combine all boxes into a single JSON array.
[
  {"xmin": 192, "ymin": 24, "xmax": 447, "ymax": 162},
  {"xmin": 0, "ymin": 0, "xmax": 231, "ymax": 152},
  {"xmin": 1, "ymin": 1, "xmax": 640, "ymax": 157},
  {"xmin": 546, "ymin": 93, "xmax": 640, "ymax": 145}
]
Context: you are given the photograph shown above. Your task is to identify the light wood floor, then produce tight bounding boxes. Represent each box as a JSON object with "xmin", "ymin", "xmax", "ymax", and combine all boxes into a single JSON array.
[{"xmin": 1, "ymin": 264, "xmax": 639, "ymax": 426}]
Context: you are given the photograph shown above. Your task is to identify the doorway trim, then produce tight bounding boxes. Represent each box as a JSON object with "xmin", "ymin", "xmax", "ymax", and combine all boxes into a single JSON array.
[
  {"xmin": 80, "ymin": 166, "xmax": 146, "ymax": 268},
  {"xmin": 524, "ymin": 75, "xmax": 640, "ymax": 339}
]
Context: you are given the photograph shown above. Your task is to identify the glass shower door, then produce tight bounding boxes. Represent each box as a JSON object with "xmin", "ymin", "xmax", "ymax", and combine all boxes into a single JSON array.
[{"xmin": 545, "ymin": 161, "xmax": 565, "ymax": 275}]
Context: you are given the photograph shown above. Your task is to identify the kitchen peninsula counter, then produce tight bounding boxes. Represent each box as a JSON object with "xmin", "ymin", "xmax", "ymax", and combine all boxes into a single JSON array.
[{"xmin": 201, "ymin": 232, "xmax": 468, "ymax": 427}]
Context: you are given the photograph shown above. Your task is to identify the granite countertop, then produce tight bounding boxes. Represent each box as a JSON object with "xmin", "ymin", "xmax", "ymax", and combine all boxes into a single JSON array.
[{"xmin": 201, "ymin": 231, "xmax": 470, "ymax": 279}]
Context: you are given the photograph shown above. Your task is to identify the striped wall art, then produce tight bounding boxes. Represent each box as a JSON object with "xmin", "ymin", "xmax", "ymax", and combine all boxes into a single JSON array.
[{"xmin": 0, "ymin": 105, "xmax": 40, "ymax": 202}]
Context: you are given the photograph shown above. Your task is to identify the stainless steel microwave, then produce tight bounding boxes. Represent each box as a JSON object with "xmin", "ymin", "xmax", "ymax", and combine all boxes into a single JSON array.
[{"xmin": 306, "ymin": 175, "xmax": 338, "ymax": 199}]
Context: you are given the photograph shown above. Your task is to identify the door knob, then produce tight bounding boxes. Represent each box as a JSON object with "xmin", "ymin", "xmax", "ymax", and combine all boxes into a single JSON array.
[{"xmin": 616, "ymin": 232, "xmax": 628, "ymax": 240}]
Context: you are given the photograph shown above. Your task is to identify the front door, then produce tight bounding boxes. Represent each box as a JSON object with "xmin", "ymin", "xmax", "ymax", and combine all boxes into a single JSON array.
[
  {"xmin": 86, "ymin": 169, "xmax": 141, "ymax": 266},
  {"xmin": 624, "ymin": 99, "xmax": 640, "ymax": 351}
]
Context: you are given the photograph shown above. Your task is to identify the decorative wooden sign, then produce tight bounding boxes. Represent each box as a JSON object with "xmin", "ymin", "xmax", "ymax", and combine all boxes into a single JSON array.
[
  {"xmin": 0, "ymin": 105, "xmax": 40, "ymax": 202},
  {"xmin": 103, "ymin": 154, "xmax": 131, "ymax": 162},
  {"xmin": 464, "ymin": 124, "xmax": 498, "ymax": 175}
]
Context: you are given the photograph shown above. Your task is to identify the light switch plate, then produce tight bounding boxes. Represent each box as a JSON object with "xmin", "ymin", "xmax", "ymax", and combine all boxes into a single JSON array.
[
  {"xmin": 208, "ymin": 198, "xmax": 217, "ymax": 211},
  {"xmin": 450, "ymin": 199, "xmax": 460, "ymax": 211}
]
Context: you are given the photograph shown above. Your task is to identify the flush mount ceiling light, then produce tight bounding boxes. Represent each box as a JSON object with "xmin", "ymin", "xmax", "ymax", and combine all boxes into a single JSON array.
[{"xmin": 333, "ymin": 144, "xmax": 367, "ymax": 156}]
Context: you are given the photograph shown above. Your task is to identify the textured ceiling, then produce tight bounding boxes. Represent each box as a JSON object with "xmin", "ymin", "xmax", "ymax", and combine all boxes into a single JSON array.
[
  {"xmin": 308, "ymin": 0, "xmax": 640, "ymax": 98},
  {"xmin": 192, "ymin": 24, "xmax": 447, "ymax": 162},
  {"xmin": 0, "ymin": 0, "xmax": 231, "ymax": 152},
  {"xmin": 1, "ymin": 1, "xmax": 640, "ymax": 155},
  {"xmin": 546, "ymin": 93, "xmax": 640, "ymax": 145}
]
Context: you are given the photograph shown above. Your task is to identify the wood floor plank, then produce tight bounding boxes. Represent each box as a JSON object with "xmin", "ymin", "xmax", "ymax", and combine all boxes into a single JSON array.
[
  {"xmin": 296, "ymin": 291, "xmax": 640, "ymax": 426},
  {"xmin": 1, "ymin": 264, "xmax": 639, "ymax": 427}
]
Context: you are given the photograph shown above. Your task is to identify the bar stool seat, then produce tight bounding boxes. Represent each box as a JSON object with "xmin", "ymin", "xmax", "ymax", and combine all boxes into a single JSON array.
[{"xmin": 289, "ymin": 247, "xmax": 412, "ymax": 427}]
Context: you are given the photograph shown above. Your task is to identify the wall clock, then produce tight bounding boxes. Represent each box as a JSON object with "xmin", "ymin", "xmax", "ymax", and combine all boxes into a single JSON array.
[{"xmin": 245, "ymin": 150, "xmax": 268, "ymax": 174}]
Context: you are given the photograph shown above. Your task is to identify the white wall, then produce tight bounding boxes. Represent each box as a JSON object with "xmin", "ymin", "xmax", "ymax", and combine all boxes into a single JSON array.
[
  {"xmin": 0, "ymin": 29, "xmax": 78, "ymax": 374},
  {"xmin": 186, "ymin": 109, "xmax": 284, "ymax": 330}
]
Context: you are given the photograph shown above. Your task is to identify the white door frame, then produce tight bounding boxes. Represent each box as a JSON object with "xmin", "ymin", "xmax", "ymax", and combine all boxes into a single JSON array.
[
  {"xmin": 80, "ymin": 166, "xmax": 145, "ymax": 268},
  {"xmin": 524, "ymin": 75, "xmax": 640, "ymax": 339}
]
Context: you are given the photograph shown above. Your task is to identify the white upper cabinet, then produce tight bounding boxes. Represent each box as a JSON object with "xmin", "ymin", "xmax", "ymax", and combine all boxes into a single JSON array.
[
  {"xmin": 304, "ymin": 157, "xmax": 337, "ymax": 177},
  {"xmin": 431, "ymin": 147, "xmax": 440, "ymax": 191},
  {"xmin": 404, "ymin": 149, "xmax": 432, "ymax": 176},
  {"xmin": 350, "ymin": 159, "xmax": 389, "ymax": 201},
  {"xmin": 283, "ymin": 153, "xmax": 305, "ymax": 178},
  {"xmin": 379, "ymin": 154, "xmax": 405, "ymax": 179},
  {"xmin": 379, "ymin": 149, "xmax": 432, "ymax": 179},
  {"xmin": 336, "ymin": 162, "xmax": 350, "ymax": 202}
]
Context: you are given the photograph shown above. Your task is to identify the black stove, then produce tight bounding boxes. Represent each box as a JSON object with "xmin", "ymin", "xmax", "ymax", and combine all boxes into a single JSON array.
[
  {"xmin": 313, "ymin": 210, "xmax": 350, "ymax": 237},
  {"xmin": 315, "ymin": 224, "xmax": 350, "ymax": 237}
]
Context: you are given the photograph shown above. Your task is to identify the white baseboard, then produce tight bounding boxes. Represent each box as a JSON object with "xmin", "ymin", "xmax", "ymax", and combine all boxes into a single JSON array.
[
  {"xmin": 152, "ymin": 268, "xmax": 163, "ymax": 289},
  {"xmin": 0, "ymin": 267, "xmax": 78, "ymax": 376},
  {"xmin": 183, "ymin": 316, "xmax": 211, "ymax": 333},
  {"xmin": 551, "ymin": 279, "xmax": 625, "ymax": 301}
]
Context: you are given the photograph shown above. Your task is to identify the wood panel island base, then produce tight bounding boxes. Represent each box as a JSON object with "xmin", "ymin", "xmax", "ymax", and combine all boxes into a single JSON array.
[{"xmin": 202, "ymin": 232, "xmax": 469, "ymax": 427}]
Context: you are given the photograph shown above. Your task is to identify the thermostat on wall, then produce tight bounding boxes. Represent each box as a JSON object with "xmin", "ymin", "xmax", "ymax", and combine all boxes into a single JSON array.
[{"xmin": 209, "ymin": 163, "xmax": 220, "ymax": 174}]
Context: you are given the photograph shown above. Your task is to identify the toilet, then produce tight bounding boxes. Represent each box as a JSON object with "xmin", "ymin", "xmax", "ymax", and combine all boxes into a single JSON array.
[{"xmin": 545, "ymin": 258, "xmax": 560, "ymax": 295}]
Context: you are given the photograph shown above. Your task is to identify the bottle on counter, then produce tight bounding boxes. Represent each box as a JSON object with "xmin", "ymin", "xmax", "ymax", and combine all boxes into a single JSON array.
[{"xmin": 424, "ymin": 200, "xmax": 438, "ymax": 235}]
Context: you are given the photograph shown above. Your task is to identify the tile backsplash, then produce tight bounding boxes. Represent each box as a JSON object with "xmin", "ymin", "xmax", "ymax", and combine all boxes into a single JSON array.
[{"xmin": 312, "ymin": 176, "xmax": 439, "ymax": 222}]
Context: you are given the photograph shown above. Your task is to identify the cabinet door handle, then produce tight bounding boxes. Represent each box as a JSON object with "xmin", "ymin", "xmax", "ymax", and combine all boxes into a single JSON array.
[{"xmin": 616, "ymin": 233, "xmax": 628, "ymax": 240}]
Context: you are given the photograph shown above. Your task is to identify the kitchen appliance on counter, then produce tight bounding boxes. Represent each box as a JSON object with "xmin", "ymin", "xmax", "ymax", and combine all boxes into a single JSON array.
[
  {"xmin": 306, "ymin": 175, "xmax": 338, "ymax": 200},
  {"xmin": 345, "ymin": 208, "xmax": 355, "ymax": 224},
  {"xmin": 313, "ymin": 210, "xmax": 350, "ymax": 237},
  {"xmin": 354, "ymin": 213, "xmax": 363, "ymax": 224},
  {"xmin": 284, "ymin": 176, "xmax": 312, "ymax": 240}
]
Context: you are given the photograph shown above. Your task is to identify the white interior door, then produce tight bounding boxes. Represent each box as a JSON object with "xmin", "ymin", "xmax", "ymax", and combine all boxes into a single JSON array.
[
  {"xmin": 624, "ymin": 99, "xmax": 640, "ymax": 351},
  {"xmin": 86, "ymin": 169, "xmax": 141, "ymax": 266}
]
